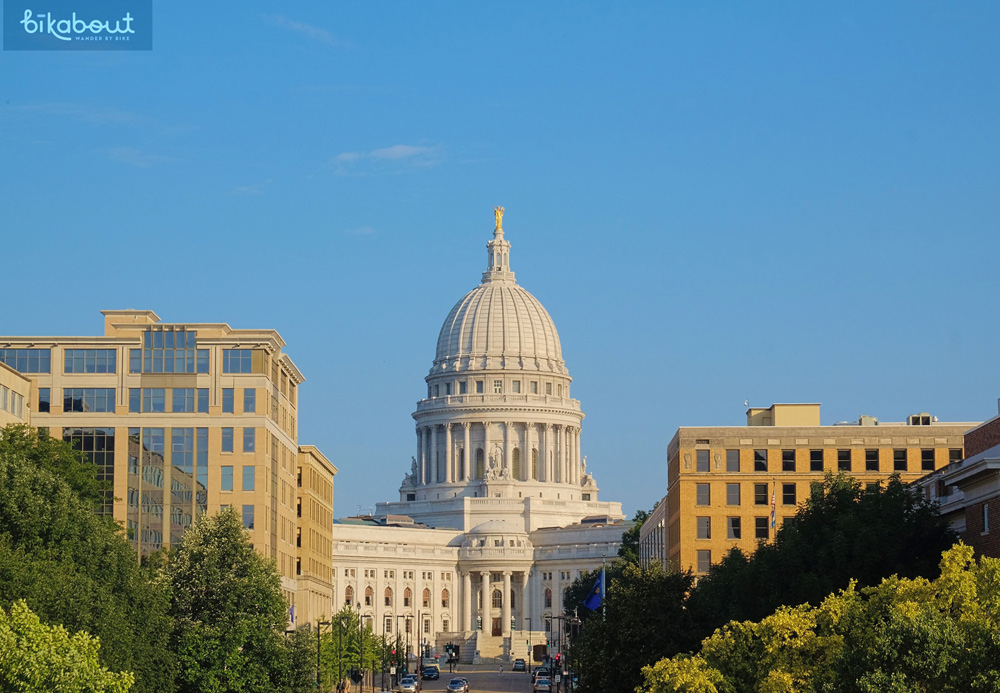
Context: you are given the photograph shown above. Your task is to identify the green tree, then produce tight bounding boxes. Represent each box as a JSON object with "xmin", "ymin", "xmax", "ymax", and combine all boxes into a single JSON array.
[
  {"xmin": 569, "ymin": 562, "xmax": 697, "ymax": 693},
  {"xmin": 165, "ymin": 506, "xmax": 292, "ymax": 693},
  {"xmin": 617, "ymin": 504, "xmax": 656, "ymax": 565},
  {"xmin": 0, "ymin": 424, "xmax": 175, "ymax": 693},
  {"xmin": 639, "ymin": 544, "xmax": 1000, "ymax": 693},
  {"xmin": 0, "ymin": 599, "xmax": 135, "ymax": 693},
  {"xmin": 687, "ymin": 473, "xmax": 956, "ymax": 635}
]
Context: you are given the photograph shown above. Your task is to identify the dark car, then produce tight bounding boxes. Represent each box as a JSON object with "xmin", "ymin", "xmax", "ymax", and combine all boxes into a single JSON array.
[
  {"xmin": 513, "ymin": 659, "xmax": 526, "ymax": 672},
  {"xmin": 421, "ymin": 667, "xmax": 440, "ymax": 681}
]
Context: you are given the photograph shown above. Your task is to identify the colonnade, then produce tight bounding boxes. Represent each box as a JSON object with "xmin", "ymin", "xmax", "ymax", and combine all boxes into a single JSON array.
[
  {"xmin": 460, "ymin": 569, "xmax": 532, "ymax": 636},
  {"xmin": 415, "ymin": 422, "xmax": 582, "ymax": 486}
]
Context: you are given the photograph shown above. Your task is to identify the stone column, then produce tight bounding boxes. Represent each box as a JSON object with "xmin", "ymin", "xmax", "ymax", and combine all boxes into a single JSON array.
[
  {"xmin": 479, "ymin": 571, "xmax": 489, "ymax": 632},
  {"xmin": 504, "ymin": 422, "xmax": 513, "ymax": 477},
  {"xmin": 554, "ymin": 425, "xmax": 562, "ymax": 483},
  {"xmin": 463, "ymin": 422, "xmax": 471, "ymax": 481},
  {"xmin": 502, "ymin": 571, "xmax": 512, "ymax": 636},
  {"xmin": 539, "ymin": 424, "xmax": 548, "ymax": 482},
  {"xmin": 445, "ymin": 424, "xmax": 453, "ymax": 482},
  {"xmin": 430, "ymin": 425, "xmax": 438, "ymax": 485},
  {"xmin": 418, "ymin": 427, "xmax": 426, "ymax": 487},
  {"xmin": 520, "ymin": 572, "xmax": 530, "ymax": 629},
  {"xmin": 463, "ymin": 572, "xmax": 472, "ymax": 632}
]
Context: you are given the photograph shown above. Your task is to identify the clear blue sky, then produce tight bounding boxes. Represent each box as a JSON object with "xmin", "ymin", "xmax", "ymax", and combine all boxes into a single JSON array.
[{"xmin": 2, "ymin": 3, "xmax": 998, "ymax": 518}]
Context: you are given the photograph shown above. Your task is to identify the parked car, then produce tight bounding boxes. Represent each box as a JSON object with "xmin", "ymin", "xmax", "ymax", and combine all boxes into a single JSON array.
[
  {"xmin": 447, "ymin": 678, "xmax": 468, "ymax": 693},
  {"xmin": 534, "ymin": 678, "xmax": 552, "ymax": 693},
  {"xmin": 513, "ymin": 659, "xmax": 526, "ymax": 672}
]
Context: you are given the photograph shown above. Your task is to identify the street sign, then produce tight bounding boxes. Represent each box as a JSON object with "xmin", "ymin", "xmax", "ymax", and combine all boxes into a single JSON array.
[{"xmin": 390, "ymin": 667, "xmax": 396, "ymax": 675}]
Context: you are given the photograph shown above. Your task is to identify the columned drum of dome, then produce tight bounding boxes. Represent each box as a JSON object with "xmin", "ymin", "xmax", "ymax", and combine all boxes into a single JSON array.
[{"xmin": 376, "ymin": 212, "xmax": 618, "ymax": 532}]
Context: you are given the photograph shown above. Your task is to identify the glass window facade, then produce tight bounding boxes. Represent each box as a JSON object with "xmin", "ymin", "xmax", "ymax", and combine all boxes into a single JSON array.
[
  {"xmin": 172, "ymin": 388, "xmax": 196, "ymax": 413},
  {"xmin": 64, "ymin": 349, "xmax": 117, "ymax": 373},
  {"xmin": 142, "ymin": 388, "xmax": 166, "ymax": 413},
  {"xmin": 243, "ymin": 465, "xmax": 255, "ymax": 491},
  {"xmin": 197, "ymin": 388, "xmax": 208, "ymax": 413},
  {"xmin": 222, "ymin": 389, "xmax": 234, "ymax": 413},
  {"xmin": 38, "ymin": 388, "xmax": 50, "ymax": 413},
  {"xmin": 223, "ymin": 349, "xmax": 253, "ymax": 373},
  {"xmin": 64, "ymin": 427, "xmax": 115, "ymax": 515},
  {"xmin": 222, "ymin": 427, "xmax": 234, "ymax": 453},
  {"xmin": 137, "ymin": 330, "xmax": 207, "ymax": 374},
  {"xmin": 243, "ymin": 388, "xmax": 255, "ymax": 413},
  {"xmin": 242, "ymin": 504, "xmax": 254, "ymax": 529},
  {"xmin": 243, "ymin": 428, "xmax": 255, "ymax": 452},
  {"xmin": 0, "ymin": 348, "xmax": 51, "ymax": 373},
  {"xmin": 222, "ymin": 465, "xmax": 234, "ymax": 491},
  {"xmin": 63, "ymin": 388, "xmax": 115, "ymax": 413}
]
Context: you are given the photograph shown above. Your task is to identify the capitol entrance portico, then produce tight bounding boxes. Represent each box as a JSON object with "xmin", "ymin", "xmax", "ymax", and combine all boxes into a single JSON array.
[{"xmin": 459, "ymin": 521, "xmax": 533, "ymax": 637}]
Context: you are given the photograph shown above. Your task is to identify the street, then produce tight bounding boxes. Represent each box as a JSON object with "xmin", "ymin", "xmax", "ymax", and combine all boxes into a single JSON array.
[{"xmin": 375, "ymin": 664, "xmax": 536, "ymax": 693}]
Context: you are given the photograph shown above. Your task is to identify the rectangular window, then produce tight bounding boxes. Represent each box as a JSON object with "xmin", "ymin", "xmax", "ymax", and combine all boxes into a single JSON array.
[
  {"xmin": 782, "ymin": 450, "xmax": 795, "ymax": 472},
  {"xmin": 129, "ymin": 388, "xmax": 140, "ymax": 413},
  {"xmin": 838, "ymin": 449, "xmax": 851, "ymax": 472},
  {"xmin": 695, "ymin": 483, "xmax": 710, "ymax": 506},
  {"xmin": 984, "ymin": 504, "xmax": 990, "ymax": 534},
  {"xmin": 242, "ymin": 504, "xmax": 254, "ymax": 529},
  {"xmin": 696, "ymin": 517, "xmax": 711, "ymax": 539},
  {"xmin": 172, "ymin": 388, "xmax": 195, "ymax": 413},
  {"xmin": 949, "ymin": 448, "xmax": 963, "ymax": 464},
  {"xmin": 223, "ymin": 349, "xmax": 254, "ymax": 373},
  {"xmin": 545, "ymin": 383, "xmax": 552, "ymax": 395},
  {"xmin": 755, "ymin": 517, "xmax": 769, "ymax": 539},
  {"xmin": 727, "ymin": 517, "xmax": 741, "ymax": 540},
  {"xmin": 63, "ymin": 349, "xmax": 117, "ymax": 374},
  {"xmin": 222, "ymin": 389, "xmax": 234, "ymax": 413},
  {"xmin": 493, "ymin": 380, "xmax": 502, "ymax": 394},
  {"xmin": 197, "ymin": 388, "xmax": 209, "ymax": 413},
  {"xmin": 894, "ymin": 449, "xmax": 907, "ymax": 472},
  {"xmin": 142, "ymin": 388, "xmax": 165, "ymax": 413},
  {"xmin": 459, "ymin": 381, "xmax": 467, "ymax": 395},
  {"xmin": 512, "ymin": 380, "xmax": 521, "ymax": 393},
  {"xmin": 243, "ymin": 428, "xmax": 255, "ymax": 453},
  {"xmin": 696, "ymin": 550, "xmax": 711, "ymax": 574},
  {"xmin": 696, "ymin": 449, "xmax": 710, "ymax": 473},
  {"xmin": 810, "ymin": 449, "xmax": 823, "ymax": 472},
  {"xmin": 244, "ymin": 388, "xmax": 256, "ymax": 413},
  {"xmin": 221, "ymin": 466, "xmax": 233, "ymax": 491},
  {"xmin": 38, "ymin": 388, "xmax": 50, "ymax": 413},
  {"xmin": 63, "ymin": 388, "xmax": 115, "ymax": 413},
  {"xmin": 865, "ymin": 449, "xmax": 879, "ymax": 472},
  {"xmin": 726, "ymin": 449, "xmax": 740, "ymax": 472},
  {"xmin": 476, "ymin": 381, "xmax": 484, "ymax": 394},
  {"xmin": 243, "ymin": 465, "xmax": 255, "ymax": 491},
  {"xmin": 782, "ymin": 483, "xmax": 796, "ymax": 505},
  {"xmin": 726, "ymin": 483, "xmax": 741, "ymax": 505},
  {"xmin": 129, "ymin": 349, "xmax": 141, "ymax": 373},
  {"xmin": 921, "ymin": 449, "xmax": 936, "ymax": 471},
  {"xmin": 139, "ymin": 330, "xmax": 203, "ymax": 374},
  {"xmin": 754, "ymin": 483, "xmax": 768, "ymax": 505},
  {"xmin": 754, "ymin": 450, "xmax": 768, "ymax": 472},
  {"xmin": 222, "ymin": 428, "xmax": 234, "ymax": 453},
  {"xmin": 0, "ymin": 348, "xmax": 51, "ymax": 373},
  {"xmin": 530, "ymin": 381, "xmax": 538, "ymax": 394}
]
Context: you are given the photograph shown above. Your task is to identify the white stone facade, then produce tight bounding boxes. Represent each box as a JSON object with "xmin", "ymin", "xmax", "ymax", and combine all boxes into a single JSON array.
[{"xmin": 331, "ymin": 217, "xmax": 627, "ymax": 660}]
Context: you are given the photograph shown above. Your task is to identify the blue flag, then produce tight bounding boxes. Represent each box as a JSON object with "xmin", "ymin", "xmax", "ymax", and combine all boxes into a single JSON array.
[{"xmin": 583, "ymin": 567, "xmax": 605, "ymax": 611}]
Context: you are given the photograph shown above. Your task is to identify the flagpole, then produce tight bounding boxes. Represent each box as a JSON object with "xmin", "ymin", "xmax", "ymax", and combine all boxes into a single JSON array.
[{"xmin": 601, "ymin": 553, "xmax": 606, "ymax": 622}]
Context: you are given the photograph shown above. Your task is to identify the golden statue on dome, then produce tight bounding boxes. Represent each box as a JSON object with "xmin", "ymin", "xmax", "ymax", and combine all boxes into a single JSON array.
[{"xmin": 494, "ymin": 206, "xmax": 504, "ymax": 231}]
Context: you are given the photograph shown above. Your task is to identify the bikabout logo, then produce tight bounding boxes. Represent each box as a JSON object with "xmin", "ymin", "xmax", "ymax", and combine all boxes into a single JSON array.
[{"xmin": 4, "ymin": 0, "xmax": 152, "ymax": 50}]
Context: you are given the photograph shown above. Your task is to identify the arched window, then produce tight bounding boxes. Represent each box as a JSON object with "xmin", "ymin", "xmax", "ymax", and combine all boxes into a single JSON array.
[
  {"xmin": 475, "ymin": 449, "xmax": 485, "ymax": 479},
  {"xmin": 512, "ymin": 448, "xmax": 521, "ymax": 479},
  {"xmin": 544, "ymin": 588, "xmax": 552, "ymax": 608},
  {"xmin": 404, "ymin": 587, "xmax": 412, "ymax": 607},
  {"xmin": 532, "ymin": 449, "xmax": 538, "ymax": 480},
  {"xmin": 492, "ymin": 589, "xmax": 503, "ymax": 609},
  {"xmin": 422, "ymin": 588, "xmax": 431, "ymax": 608},
  {"xmin": 384, "ymin": 587, "xmax": 393, "ymax": 607},
  {"xmin": 365, "ymin": 586, "xmax": 373, "ymax": 606},
  {"xmin": 345, "ymin": 585, "xmax": 354, "ymax": 606},
  {"xmin": 458, "ymin": 448, "xmax": 465, "ymax": 479},
  {"xmin": 441, "ymin": 588, "xmax": 450, "ymax": 608}
]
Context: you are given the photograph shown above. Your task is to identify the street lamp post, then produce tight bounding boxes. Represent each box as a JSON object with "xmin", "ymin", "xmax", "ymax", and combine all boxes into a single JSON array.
[
  {"xmin": 357, "ymin": 604, "xmax": 364, "ymax": 693},
  {"xmin": 317, "ymin": 620, "xmax": 331, "ymax": 693},
  {"xmin": 525, "ymin": 617, "xmax": 531, "ymax": 667}
]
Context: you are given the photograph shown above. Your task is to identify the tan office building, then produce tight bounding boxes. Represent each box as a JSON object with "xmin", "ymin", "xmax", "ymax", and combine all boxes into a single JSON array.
[
  {"xmin": 641, "ymin": 403, "xmax": 977, "ymax": 575},
  {"xmin": 0, "ymin": 310, "xmax": 334, "ymax": 617},
  {"xmin": 0, "ymin": 361, "xmax": 32, "ymax": 427}
]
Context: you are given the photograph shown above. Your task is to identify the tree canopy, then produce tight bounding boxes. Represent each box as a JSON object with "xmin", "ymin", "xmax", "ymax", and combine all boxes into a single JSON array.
[
  {"xmin": 639, "ymin": 544, "xmax": 1000, "ymax": 693},
  {"xmin": 0, "ymin": 599, "xmax": 135, "ymax": 693}
]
